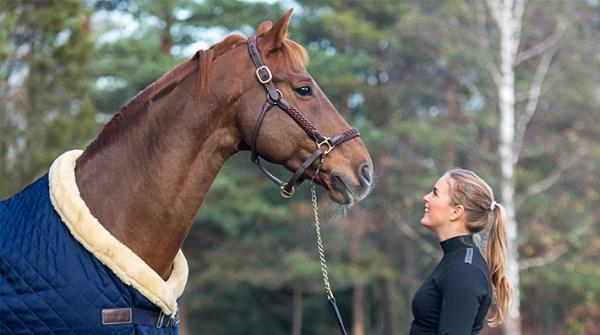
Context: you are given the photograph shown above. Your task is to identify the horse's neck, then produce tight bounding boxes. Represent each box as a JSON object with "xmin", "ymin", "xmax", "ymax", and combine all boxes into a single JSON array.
[{"xmin": 75, "ymin": 59, "xmax": 240, "ymax": 279}]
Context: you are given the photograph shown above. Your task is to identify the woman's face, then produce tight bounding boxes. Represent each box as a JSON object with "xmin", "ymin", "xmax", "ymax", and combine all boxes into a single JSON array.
[{"xmin": 421, "ymin": 175, "xmax": 454, "ymax": 231}]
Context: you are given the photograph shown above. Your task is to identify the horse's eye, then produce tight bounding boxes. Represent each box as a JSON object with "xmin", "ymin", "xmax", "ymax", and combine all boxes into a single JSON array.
[{"xmin": 295, "ymin": 85, "xmax": 313, "ymax": 97}]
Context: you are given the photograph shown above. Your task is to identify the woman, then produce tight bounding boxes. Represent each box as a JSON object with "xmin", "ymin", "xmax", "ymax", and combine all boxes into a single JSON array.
[{"xmin": 409, "ymin": 168, "xmax": 511, "ymax": 334}]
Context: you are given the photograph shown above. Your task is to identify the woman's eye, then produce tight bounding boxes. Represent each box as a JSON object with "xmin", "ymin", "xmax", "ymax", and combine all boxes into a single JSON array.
[{"xmin": 295, "ymin": 85, "xmax": 313, "ymax": 97}]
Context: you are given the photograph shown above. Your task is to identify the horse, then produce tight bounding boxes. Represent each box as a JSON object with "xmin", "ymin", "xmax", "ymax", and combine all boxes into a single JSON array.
[{"xmin": 0, "ymin": 9, "xmax": 373, "ymax": 334}]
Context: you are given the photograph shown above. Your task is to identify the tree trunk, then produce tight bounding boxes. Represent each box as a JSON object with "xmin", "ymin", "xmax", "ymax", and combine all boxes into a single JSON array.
[
  {"xmin": 379, "ymin": 214, "xmax": 398, "ymax": 335},
  {"xmin": 352, "ymin": 281, "xmax": 366, "ymax": 335},
  {"xmin": 495, "ymin": 0, "xmax": 522, "ymax": 333},
  {"xmin": 158, "ymin": 3, "xmax": 173, "ymax": 56},
  {"xmin": 178, "ymin": 299, "xmax": 188, "ymax": 335},
  {"xmin": 351, "ymin": 207, "xmax": 367, "ymax": 335},
  {"xmin": 444, "ymin": 78, "xmax": 459, "ymax": 169},
  {"xmin": 380, "ymin": 278, "xmax": 398, "ymax": 335},
  {"xmin": 291, "ymin": 287, "xmax": 303, "ymax": 335}
]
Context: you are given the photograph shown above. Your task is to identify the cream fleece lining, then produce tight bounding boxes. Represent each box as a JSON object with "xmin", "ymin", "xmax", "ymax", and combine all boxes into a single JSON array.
[{"xmin": 48, "ymin": 150, "xmax": 188, "ymax": 316}]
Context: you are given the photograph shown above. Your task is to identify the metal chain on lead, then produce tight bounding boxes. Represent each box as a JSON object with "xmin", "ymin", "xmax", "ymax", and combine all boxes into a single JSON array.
[
  {"xmin": 310, "ymin": 157, "xmax": 334, "ymax": 299},
  {"xmin": 310, "ymin": 156, "xmax": 349, "ymax": 335}
]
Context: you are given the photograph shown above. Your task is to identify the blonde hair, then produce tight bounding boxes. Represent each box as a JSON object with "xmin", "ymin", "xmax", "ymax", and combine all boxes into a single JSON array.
[{"xmin": 444, "ymin": 168, "xmax": 511, "ymax": 327}]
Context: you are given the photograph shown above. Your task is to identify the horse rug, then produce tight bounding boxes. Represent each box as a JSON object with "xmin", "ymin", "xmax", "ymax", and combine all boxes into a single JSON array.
[{"xmin": 1, "ymin": 150, "xmax": 188, "ymax": 334}]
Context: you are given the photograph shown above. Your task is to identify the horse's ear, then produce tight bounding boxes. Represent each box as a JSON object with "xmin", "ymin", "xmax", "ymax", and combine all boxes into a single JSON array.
[
  {"xmin": 256, "ymin": 20, "xmax": 272, "ymax": 36},
  {"xmin": 259, "ymin": 9, "xmax": 293, "ymax": 50}
]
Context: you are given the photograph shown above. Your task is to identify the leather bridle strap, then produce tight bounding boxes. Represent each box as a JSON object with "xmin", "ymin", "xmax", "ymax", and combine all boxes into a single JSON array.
[{"xmin": 247, "ymin": 35, "xmax": 359, "ymax": 197}]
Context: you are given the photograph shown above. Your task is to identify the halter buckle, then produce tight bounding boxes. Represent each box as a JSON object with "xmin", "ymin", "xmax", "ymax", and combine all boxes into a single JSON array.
[
  {"xmin": 267, "ymin": 89, "xmax": 283, "ymax": 103},
  {"xmin": 279, "ymin": 183, "xmax": 295, "ymax": 198},
  {"xmin": 316, "ymin": 137, "xmax": 334, "ymax": 155},
  {"xmin": 256, "ymin": 65, "xmax": 272, "ymax": 84}
]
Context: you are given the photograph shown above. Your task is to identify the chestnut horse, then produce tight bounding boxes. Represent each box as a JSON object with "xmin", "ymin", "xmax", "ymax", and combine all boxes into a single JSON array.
[{"xmin": 0, "ymin": 9, "xmax": 372, "ymax": 333}]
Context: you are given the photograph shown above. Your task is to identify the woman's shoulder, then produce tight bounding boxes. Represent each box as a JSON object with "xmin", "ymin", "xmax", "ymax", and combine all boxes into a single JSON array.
[
  {"xmin": 445, "ymin": 244, "xmax": 485, "ymax": 263},
  {"xmin": 442, "ymin": 247, "xmax": 488, "ymax": 278}
]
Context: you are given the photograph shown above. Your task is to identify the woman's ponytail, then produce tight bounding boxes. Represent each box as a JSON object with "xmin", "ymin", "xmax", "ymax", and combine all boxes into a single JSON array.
[{"xmin": 486, "ymin": 203, "xmax": 512, "ymax": 327}]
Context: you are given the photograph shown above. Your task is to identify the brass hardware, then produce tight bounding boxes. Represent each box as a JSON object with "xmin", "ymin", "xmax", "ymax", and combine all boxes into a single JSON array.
[
  {"xmin": 316, "ymin": 137, "xmax": 334, "ymax": 155},
  {"xmin": 279, "ymin": 184, "xmax": 295, "ymax": 198},
  {"xmin": 255, "ymin": 65, "xmax": 272, "ymax": 84},
  {"xmin": 267, "ymin": 89, "xmax": 283, "ymax": 101}
]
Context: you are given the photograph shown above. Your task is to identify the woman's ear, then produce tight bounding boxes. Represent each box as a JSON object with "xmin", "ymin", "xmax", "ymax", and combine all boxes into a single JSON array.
[{"xmin": 449, "ymin": 205, "xmax": 465, "ymax": 221}]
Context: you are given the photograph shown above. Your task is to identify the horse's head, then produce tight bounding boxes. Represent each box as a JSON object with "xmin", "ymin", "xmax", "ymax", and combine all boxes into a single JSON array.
[{"xmin": 209, "ymin": 9, "xmax": 373, "ymax": 205}]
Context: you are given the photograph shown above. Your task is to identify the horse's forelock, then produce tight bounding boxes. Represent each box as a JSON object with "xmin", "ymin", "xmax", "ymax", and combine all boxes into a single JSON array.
[{"xmin": 281, "ymin": 39, "xmax": 309, "ymax": 70}]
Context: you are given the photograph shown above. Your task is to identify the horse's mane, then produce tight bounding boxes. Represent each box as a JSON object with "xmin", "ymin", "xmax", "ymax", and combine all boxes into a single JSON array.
[
  {"xmin": 84, "ymin": 54, "xmax": 202, "ymax": 153},
  {"xmin": 210, "ymin": 33, "xmax": 309, "ymax": 69},
  {"xmin": 84, "ymin": 32, "xmax": 309, "ymax": 154}
]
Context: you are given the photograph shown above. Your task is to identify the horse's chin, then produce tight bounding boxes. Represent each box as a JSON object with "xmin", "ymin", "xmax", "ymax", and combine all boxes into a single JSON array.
[
  {"xmin": 326, "ymin": 188, "xmax": 353, "ymax": 205},
  {"xmin": 324, "ymin": 173, "xmax": 371, "ymax": 206}
]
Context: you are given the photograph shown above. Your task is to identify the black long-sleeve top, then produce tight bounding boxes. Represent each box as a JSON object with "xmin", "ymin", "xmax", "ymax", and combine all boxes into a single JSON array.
[{"xmin": 409, "ymin": 235, "xmax": 492, "ymax": 335}]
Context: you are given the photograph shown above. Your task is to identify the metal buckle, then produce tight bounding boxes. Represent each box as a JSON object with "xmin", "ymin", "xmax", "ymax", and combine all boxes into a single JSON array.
[
  {"xmin": 279, "ymin": 183, "xmax": 295, "ymax": 198},
  {"xmin": 316, "ymin": 137, "xmax": 334, "ymax": 155},
  {"xmin": 156, "ymin": 311, "xmax": 176, "ymax": 328},
  {"xmin": 156, "ymin": 312, "xmax": 165, "ymax": 328},
  {"xmin": 267, "ymin": 89, "xmax": 283, "ymax": 103},
  {"xmin": 256, "ymin": 65, "xmax": 272, "ymax": 84}
]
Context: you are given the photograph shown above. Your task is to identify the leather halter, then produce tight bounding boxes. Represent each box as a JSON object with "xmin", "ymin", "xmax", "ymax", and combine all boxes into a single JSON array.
[{"xmin": 247, "ymin": 35, "xmax": 360, "ymax": 198}]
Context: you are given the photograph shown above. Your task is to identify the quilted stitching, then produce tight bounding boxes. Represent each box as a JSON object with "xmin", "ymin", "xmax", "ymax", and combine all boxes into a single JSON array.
[{"xmin": 1, "ymin": 175, "xmax": 179, "ymax": 334}]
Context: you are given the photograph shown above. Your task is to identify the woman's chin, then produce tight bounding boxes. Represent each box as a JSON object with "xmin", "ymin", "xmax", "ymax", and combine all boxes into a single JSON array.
[{"xmin": 420, "ymin": 217, "xmax": 433, "ymax": 229}]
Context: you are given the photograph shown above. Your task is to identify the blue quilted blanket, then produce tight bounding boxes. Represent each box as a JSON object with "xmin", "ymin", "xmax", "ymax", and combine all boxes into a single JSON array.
[{"xmin": 1, "ymin": 150, "xmax": 188, "ymax": 334}]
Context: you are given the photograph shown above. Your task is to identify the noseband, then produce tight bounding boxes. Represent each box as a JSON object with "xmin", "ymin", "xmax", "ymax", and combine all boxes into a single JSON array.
[{"xmin": 247, "ymin": 35, "xmax": 360, "ymax": 198}]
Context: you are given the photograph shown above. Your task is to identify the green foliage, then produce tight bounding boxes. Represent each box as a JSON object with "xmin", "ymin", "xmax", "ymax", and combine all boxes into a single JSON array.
[
  {"xmin": 1, "ymin": 0, "xmax": 98, "ymax": 197},
  {"xmin": 90, "ymin": 36, "xmax": 177, "ymax": 115},
  {"xmin": 3, "ymin": 0, "xmax": 599, "ymax": 333}
]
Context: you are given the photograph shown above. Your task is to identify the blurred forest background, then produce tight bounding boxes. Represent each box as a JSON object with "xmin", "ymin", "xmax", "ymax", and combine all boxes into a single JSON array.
[{"xmin": 1, "ymin": 0, "xmax": 599, "ymax": 334}]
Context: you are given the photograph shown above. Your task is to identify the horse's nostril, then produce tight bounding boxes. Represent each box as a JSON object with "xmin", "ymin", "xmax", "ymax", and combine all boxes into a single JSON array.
[{"xmin": 359, "ymin": 163, "xmax": 373, "ymax": 185}]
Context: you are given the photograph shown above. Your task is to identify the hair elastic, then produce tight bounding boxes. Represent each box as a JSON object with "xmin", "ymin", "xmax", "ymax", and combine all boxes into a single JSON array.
[{"xmin": 490, "ymin": 200, "xmax": 497, "ymax": 211}]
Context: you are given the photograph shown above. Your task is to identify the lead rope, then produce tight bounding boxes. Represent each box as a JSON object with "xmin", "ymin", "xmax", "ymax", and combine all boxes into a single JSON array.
[{"xmin": 310, "ymin": 158, "xmax": 349, "ymax": 335}]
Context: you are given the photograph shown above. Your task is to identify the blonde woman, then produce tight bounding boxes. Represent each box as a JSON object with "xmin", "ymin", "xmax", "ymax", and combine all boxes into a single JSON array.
[{"xmin": 409, "ymin": 169, "xmax": 511, "ymax": 334}]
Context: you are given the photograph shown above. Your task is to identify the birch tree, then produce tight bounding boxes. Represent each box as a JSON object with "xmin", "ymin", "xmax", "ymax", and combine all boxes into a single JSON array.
[{"xmin": 481, "ymin": 0, "xmax": 569, "ymax": 333}]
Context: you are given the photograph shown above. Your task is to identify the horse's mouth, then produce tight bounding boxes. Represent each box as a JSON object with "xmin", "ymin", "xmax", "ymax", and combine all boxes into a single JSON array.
[
  {"xmin": 325, "ymin": 169, "xmax": 373, "ymax": 205},
  {"xmin": 329, "ymin": 174, "xmax": 354, "ymax": 205}
]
